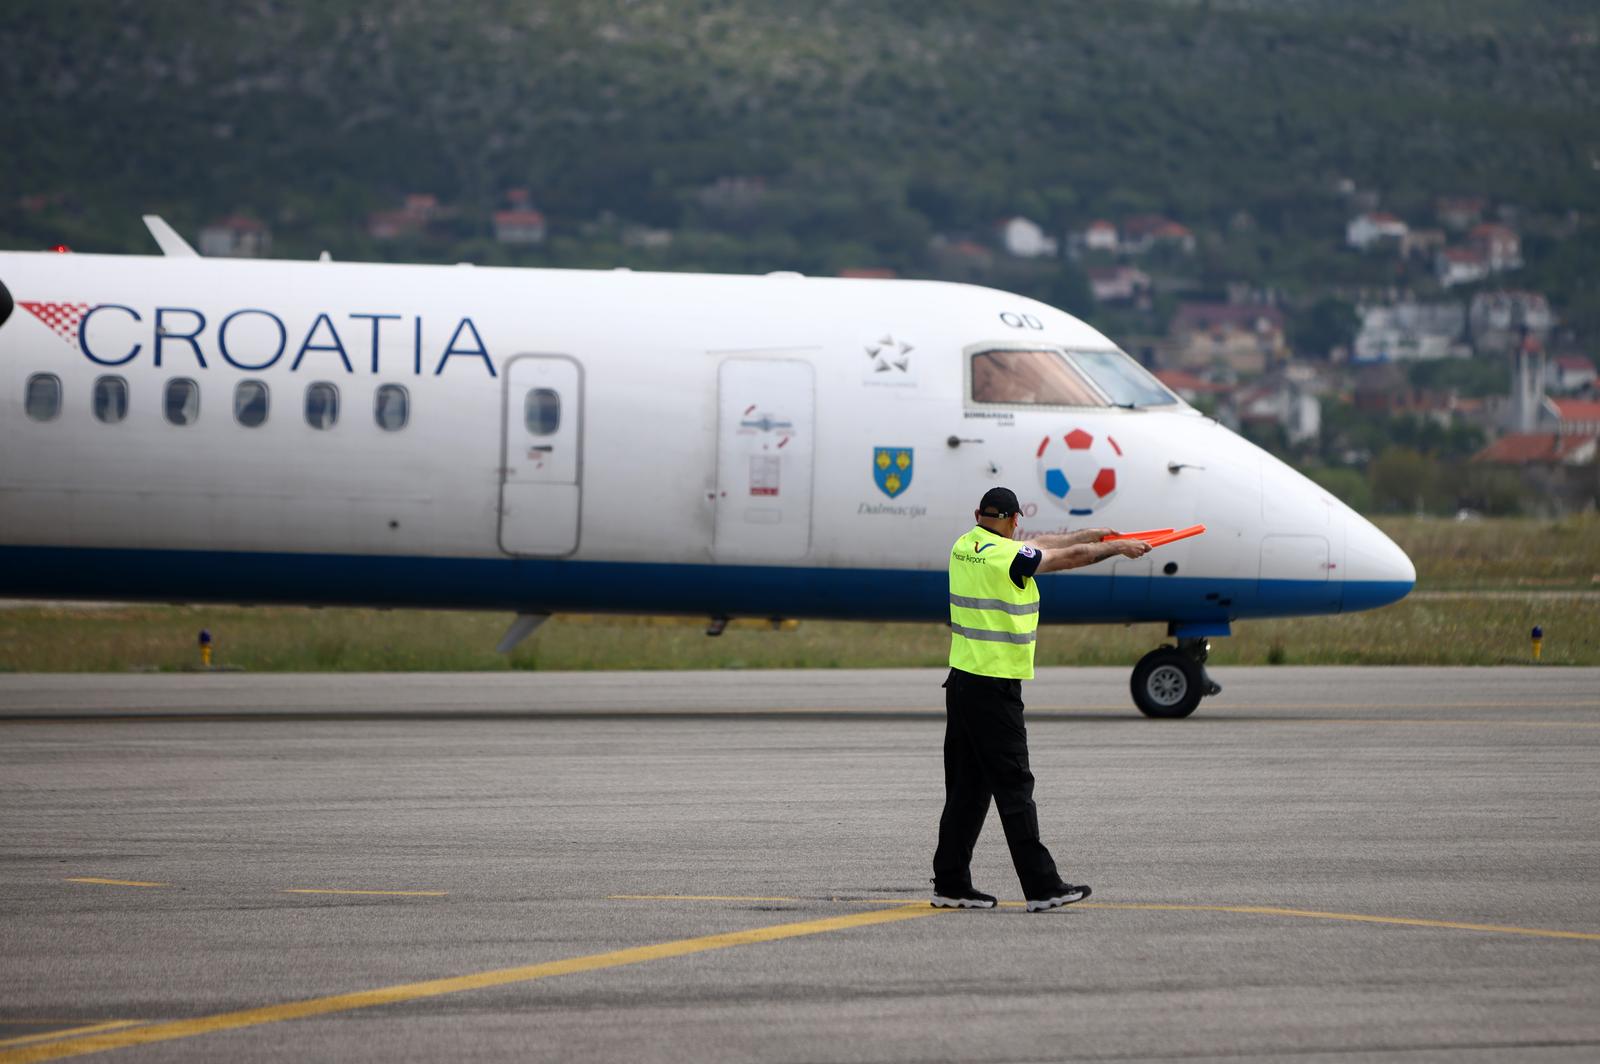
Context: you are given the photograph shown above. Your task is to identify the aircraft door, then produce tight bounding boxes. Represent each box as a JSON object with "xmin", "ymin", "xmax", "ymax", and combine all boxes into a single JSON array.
[
  {"xmin": 714, "ymin": 359, "xmax": 815, "ymax": 561},
  {"xmin": 499, "ymin": 355, "xmax": 581, "ymax": 556},
  {"xmin": 1259, "ymin": 534, "xmax": 1339, "ymax": 611}
]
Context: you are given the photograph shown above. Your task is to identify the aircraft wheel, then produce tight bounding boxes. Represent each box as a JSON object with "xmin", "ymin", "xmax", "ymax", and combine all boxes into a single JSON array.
[{"xmin": 1131, "ymin": 647, "xmax": 1203, "ymax": 719}]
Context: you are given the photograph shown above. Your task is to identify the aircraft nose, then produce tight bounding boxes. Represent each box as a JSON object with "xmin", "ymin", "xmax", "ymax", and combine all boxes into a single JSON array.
[{"xmin": 1341, "ymin": 514, "xmax": 1416, "ymax": 612}]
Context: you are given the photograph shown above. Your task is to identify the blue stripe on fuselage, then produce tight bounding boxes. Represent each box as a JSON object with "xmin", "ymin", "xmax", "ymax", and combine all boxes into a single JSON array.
[{"xmin": 0, "ymin": 546, "xmax": 1410, "ymax": 622}]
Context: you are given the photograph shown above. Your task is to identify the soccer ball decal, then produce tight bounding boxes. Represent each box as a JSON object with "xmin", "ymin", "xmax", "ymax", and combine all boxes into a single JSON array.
[{"xmin": 1036, "ymin": 428, "xmax": 1121, "ymax": 515}]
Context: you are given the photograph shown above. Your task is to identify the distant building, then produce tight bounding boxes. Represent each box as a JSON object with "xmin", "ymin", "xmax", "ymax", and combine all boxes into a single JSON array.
[
  {"xmin": 1435, "ymin": 196, "xmax": 1488, "ymax": 231},
  {"xmin": 1346, "ymin": 212, "xmax": 1408, "ymax": 250},
  {"xmin": 621, "ymin": 224, "xmax": 673, "ymax": 250},
  {"xmin": 367, "ymin": 210, "xmax": 422, "ymax": 241},
  {"xmin": 492, "ymin": 209, "xmax": 547, "ymax": 245},
  {"xmin": 1551, "ymin": 355, "xmax": 1597, "ymax": 394},
  {"xmin": 1548, "ymin": 397, "xmax": 1600, "ymax": 434},
  {"xmin": 998, "ymin": 216, "xmax": 1058, "ymax": 259},
  {"xmin": 1472, "ymin": 431, "xmax": 1598, "ymax": 514},
  {"xmin": 1121, "ymin": 214, "xmax": 1195, "ymax": 255},
  {"xmin": 1153, "ymin": 369, "xmax": 1228, "ymax": 404},
  {"xmin": 1169, "ymin": 302, "xmax": 1287, "ymax": 374},
  {"xmin": 1086, "ymin": 265, "xmax": 1150, "ymax": 304},
  {"xmin": 1469, "ymin": 223, "xmax": 1522, "ymax": 272},
  {"xmin": 1437, "ymin": 247, "xmax": 1490, "ymax": 288},
  {"xmin": 1352, "ymin": 301, "xmax": 1466, "ymax": 362},
  {"xmin": 1473, "ymin": 433, "xmax": 1596, "ymax": 468},
  {"xmin": 1219, "ymin": 370, "xmax": 1322, "ymax": 445},
  {"xmin": 403, "ymin": 193, "xmax": 439, "ymax": 219},
  {"xmin": 929, "ymin": 236, "xmax": 995, "ymax": 281},
  {"xmin": 837, "ymin": 266, "xmax": 897, "ymax": 279},
  {"xmin": 1471, "ymin": 290, "xmax": 1554, "ymax": 355},
  {"xmin": 1083, "ymin": 220, "xmax": 1118, "ymax": 252},
  {"xmin": 1401, "ymin": 228, "xmax": 1446, "ymax": 259},
  {"xmin": 198, "ymin": 215, "xmax": 271, "ymax": 258}
]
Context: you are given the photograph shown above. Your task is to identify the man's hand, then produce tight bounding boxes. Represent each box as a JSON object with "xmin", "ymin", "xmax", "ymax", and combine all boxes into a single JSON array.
[{"xmin": 1111, "ymin": 538, "xmax": 1152, "ymax": 559}]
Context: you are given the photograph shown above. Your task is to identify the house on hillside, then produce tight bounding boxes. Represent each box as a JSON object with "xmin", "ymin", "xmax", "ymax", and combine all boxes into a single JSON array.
[
  {"xmin": 1121, "ymin": 215, "xmax": 1195, "ymax": 255},
  {"xmin": 1546, "ymin": 397, "xmax": 1600, "ymax": 434},
  {"xmin": 1437, "ymin": 247, "xmax": 1490, "ymax": 288},
  {"xmin": 1086, "ymin": 265, "xmax": 1150, "ymax": 304},
  {"xmin": 1352, "ymin": 300, "xmax": 1466, "ymax": 362},
  {"xmin": 1472, "ymin": 432, "xmax": 1598, "ymax": 512},
  {"xmin": 998, "ymin": 217, "xmax": 1058, "ymax": 259},
  {"xmin": 1083, "ymin": 219, "xmax": 1118, "ymax": 252},
  {"xmin": 1469, "ymin": 223, "xmax": 1522, "ymax": 272},
  {"xmin": 198, "ymin": 215, "xmax": 271, "ymax": 258},
  {"xmin": 492, "ymin": 209, "xmax": 547, "ymax": 245},
  {"xmin": 368, "ymin": 193, "xmax": 447, "ymax": 241},
  {"xmin": 1217, "ymin": 368, "xmax": 1322, "ymax": 445},
  {"xmin": 1401, "ymin": 228, "xmax": 1446, "ymax": 259},
  {"xmin": 1153, "ymin": 369, "xmax": 1228, "ymax": 404},
  {"xmin": 1168, "ymin": 302, "xmax": 1287, "ymax": 374},
  {"xmin": 929, "ymin": 236, "xmax": 995, "ymax": 281},
  {"xmin": 1346, "ymin": 212, "xmax": 1408, "ymax": 250},
  {"xmin": 1470, "ymin": 290, "xmax": 1553, "ymax": 354},
  {"xmin": 1435, "ymin": 196, "xmax": 1488, "ymax": 231},
  {"xmin": 1552, "ymin": 355, "xmax": 1597, "ymax": 394}
]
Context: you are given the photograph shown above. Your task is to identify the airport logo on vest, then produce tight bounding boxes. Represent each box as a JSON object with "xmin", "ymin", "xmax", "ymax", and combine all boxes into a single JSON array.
[
  {"xmin": 872, "ymin": 447, "xmax": 913, "ymax": 498},
  {"xmin": 1037, "ymin": 429, "xmax": 1120, "ymax": 515}
]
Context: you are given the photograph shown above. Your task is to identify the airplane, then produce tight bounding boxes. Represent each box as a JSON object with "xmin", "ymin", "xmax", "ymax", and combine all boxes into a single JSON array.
[{"xmin": 0, "ymin": 217, "xmax": 1415, "ymax": 717}]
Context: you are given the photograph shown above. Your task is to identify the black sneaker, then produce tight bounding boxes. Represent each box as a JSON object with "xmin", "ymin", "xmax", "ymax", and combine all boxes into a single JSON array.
[
  {"xmin": 930, "ymin": 884, "xmax": 997, "ymax": 909},
  {"xmin": 1025, "ymin": 882, "xmax": 1091, "ymax": 912}
]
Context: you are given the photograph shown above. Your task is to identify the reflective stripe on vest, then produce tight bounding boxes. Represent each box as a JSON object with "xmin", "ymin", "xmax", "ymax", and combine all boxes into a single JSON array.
[{"xmin": 948, "ymin": 525, "xmax": 1041, "ymax": 680}]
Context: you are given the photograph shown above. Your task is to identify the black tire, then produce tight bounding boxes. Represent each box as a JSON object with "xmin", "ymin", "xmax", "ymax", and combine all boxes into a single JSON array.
[{"xmin": 1131, "ymin": 647, "xmax": 1203, "ymax": 718}]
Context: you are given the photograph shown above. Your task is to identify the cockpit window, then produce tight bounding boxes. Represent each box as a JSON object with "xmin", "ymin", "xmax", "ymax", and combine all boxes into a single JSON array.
[
  {"xmin": 1067, "ymin": 349, "xmax": 1180, "ymax": 407},
  {"xmin": 970, "ymin": 349, "xmax": 1103, "ymax": 407}
]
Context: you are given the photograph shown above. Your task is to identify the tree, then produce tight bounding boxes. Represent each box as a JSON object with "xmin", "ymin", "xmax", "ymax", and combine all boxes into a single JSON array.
[{"xmin": 1291, "ymin": 298, "xmax": 1358, "ymax": 358}]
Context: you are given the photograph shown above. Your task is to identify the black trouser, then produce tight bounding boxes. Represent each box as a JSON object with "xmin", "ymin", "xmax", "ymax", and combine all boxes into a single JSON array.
[{"xmin": 932, "ymin": 668, "xmax": 1061, "ymax": 897}]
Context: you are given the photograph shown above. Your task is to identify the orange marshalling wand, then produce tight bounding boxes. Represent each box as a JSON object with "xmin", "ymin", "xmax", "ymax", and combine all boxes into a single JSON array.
[{"xmin": 1102, "ymin": 525, "xmax": 1206, "ymax": 548}]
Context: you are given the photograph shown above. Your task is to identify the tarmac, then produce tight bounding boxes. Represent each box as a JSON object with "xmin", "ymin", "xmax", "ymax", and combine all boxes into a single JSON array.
[{"xmin": 1, "ymin": 666, "xmax": 1597, "ymax": 1062}]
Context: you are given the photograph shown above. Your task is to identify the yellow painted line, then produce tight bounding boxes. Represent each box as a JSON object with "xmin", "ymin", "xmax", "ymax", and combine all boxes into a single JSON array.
[
  {"xmin": 0, "ymin": 903, "xmax": 944, "ymax": 1063},
  {"xmin": 609, "ymin": 894, "xmax": 800, "ymax": 903},
  {"xmin": 283, "ymin": 883, "xmax": 451, "ymax": 889},
  {"xmin": 629, "ymin": 894, "xmax": 1600, "ymax": 943},
  {"xmin": 1076, "ymin": 901, "xmax": 1600, "ymax": 941},
  {"xmin": 62, "ymin": 878, "xmax": 168, "ymax": 889},
  {"xmin": 0, "ymin": 1026, "xmax": 139, "ymax": 1051}
]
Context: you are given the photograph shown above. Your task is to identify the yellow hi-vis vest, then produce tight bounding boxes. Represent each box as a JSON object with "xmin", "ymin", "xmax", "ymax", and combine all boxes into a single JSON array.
[{"xmin": 948, "ymin": 525, "xmax": 1041, "ymax": 680}]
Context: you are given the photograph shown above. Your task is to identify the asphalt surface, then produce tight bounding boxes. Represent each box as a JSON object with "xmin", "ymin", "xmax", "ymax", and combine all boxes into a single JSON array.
[{"xmin": 1, "ymin": 667, "xmax": 1597, "ymax": 1063}]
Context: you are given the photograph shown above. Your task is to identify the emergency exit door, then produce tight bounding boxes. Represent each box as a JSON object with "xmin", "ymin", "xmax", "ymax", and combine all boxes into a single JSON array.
[
  {"xmin": 714, "ymin": 358, "xmax": 815, "ymax": 560},
  {"xmin": 499, "ymin": 355, "xmax": 581, "ymax": 556}
]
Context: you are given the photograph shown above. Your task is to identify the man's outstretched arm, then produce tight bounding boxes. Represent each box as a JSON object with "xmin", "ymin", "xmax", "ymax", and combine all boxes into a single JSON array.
[
  {"xmin": 1025, "ymin": 528, "xmax": 1114, "ymax": 549},
  {"xmin": 1028, "ymin": 535, "xmax": 1151, "ymax": 574}
]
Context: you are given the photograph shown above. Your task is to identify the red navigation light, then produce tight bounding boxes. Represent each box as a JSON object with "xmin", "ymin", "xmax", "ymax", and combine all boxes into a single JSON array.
[{"xmin": 51, "ymin": 244, "xmax": 71, "ymax": 253}]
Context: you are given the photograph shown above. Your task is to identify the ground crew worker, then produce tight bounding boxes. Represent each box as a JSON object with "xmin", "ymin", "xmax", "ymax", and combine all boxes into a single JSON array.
[{"xmin": 932, "ymin": 486, "xmax": 1151, "ymax": 912}]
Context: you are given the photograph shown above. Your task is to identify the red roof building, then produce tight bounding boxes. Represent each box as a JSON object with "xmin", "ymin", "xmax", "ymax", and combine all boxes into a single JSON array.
[{"xmin": 1473, "ymin": 432, "xmax": 1596, "ymax": 466}]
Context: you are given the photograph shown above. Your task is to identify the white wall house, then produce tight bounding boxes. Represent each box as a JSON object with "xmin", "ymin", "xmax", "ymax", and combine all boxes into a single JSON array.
[
  {"xmin": 999, "ymin": 216, "xmax": 1058, "ymax": 259},
  {"xmin": 1346, "ymin": 212, "xmax": 1408, "ymax": 250}
]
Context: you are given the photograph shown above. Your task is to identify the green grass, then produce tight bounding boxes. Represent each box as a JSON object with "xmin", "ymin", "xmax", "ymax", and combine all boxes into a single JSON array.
[{"xmin": 1, "ymin": 516, "xmax": 1595, "ymax": 672}]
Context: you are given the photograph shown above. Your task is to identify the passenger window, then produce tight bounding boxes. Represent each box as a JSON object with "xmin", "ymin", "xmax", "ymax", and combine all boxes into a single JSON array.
[
  {"xmin": 93, "ymin": 376, "xmax": 130, "ymax": 423},
  {"xmin": 234, "ymin": 380, "xmax": 269, "ymax": 428},
  {"xmin": 525, "ymin": 388, "xmax": 559, "ymax": 435},
  {"xmin": 164, "ymin": 378, "xmax": 200, "ymax": 425},
  {"xmin": 305, "ymin": 382, "xmax": 339, "ymax": 430},
  {"xmin": 374, "ymin": 384, "xmax": 409, "ymax": 431},
  {"xmin": 93, "ymin": 376, "xmax": 129, "ymax": 424},
  {"xmin": 970, "ymin": 349, "xmax": 1104, "ymax": 407},
  {"xmin": 25, "ymin": 374, "xmax": 62, "ymax": 421}
]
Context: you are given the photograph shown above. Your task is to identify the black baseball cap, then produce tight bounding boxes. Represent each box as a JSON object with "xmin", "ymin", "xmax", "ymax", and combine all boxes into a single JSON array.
[{"xmin": 978, "ymin": 486, "xmax": 1020, "ymax": 518}]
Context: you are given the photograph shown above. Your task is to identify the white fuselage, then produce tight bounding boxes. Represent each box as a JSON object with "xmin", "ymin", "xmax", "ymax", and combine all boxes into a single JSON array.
[{"xmin": 0, "ymin": 251, "xmax": 1414, "ymax": 626}]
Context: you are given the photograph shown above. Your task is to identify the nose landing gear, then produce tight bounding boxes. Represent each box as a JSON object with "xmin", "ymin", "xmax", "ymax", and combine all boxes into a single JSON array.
[{"xmin": 1131, "ymin": 637, "xmax": 1222, "ymax": 718}]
